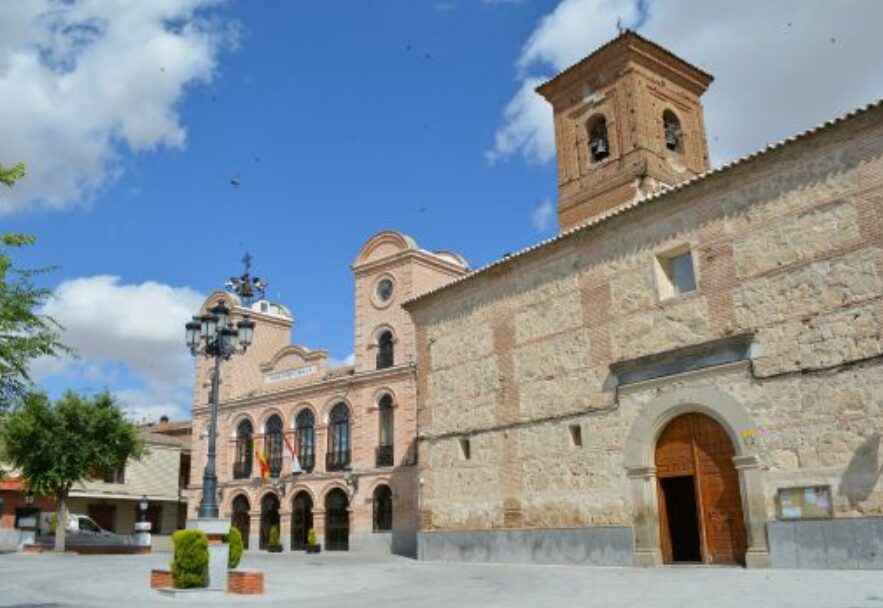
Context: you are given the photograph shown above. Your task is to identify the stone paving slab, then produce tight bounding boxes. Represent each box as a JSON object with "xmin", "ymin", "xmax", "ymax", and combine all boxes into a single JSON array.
[{"xmin": 1, "ymin": 551, "xmax": 883, "ymax": 607}]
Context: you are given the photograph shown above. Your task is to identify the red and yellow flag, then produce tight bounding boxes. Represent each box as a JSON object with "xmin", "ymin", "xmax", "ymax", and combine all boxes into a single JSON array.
[{"xmin": 254, "ymin": 440, "xmax": 270, "ymax": 480}]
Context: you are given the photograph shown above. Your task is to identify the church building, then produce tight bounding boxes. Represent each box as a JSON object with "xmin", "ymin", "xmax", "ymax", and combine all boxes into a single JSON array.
[
  {"xmin": 404, "ymin": 31, "xmax": 883, "ymax": 569},
  {"xmin": 187, "ymin": 234, "xmax": 467, "ymax": 555}
]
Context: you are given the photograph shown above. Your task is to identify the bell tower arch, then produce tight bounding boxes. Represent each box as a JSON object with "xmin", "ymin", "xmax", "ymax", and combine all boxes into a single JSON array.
[{"xmin": 536, "ymin": 30, "xmax": 714, "ymax": 232}]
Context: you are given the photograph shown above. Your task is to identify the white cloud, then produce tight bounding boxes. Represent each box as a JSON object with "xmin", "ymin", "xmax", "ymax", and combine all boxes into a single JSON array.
[
  {"xmin": 0, "ymin": 0, "xmax": 235, "ymax": 213},
  {"xmin": 327, "ymin": 353, "xmax": 355, "ymax": 369},
  {"xmin": 486, "ymin": 77, "xmax": 554, "ymax": 164},
  {"xmin": 489, "ymin": 0, "xmax": 883, "ymax": 166},
  {"xmin": 531, "ymin": 198, "xmax": 555, "ymax": 232},
  {"xmin": 34, "ymin": 275, "xmax": 205, "ymax": 420}
]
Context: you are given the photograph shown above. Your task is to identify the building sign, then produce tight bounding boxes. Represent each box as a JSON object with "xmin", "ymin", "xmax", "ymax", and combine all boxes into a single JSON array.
[
  {"xmin": 265, "ymin": 365, "xmax": 317, "ymax": 384},
  {"xmin": 776, "ymin": 485, "xmax": 833, "ymax": 520}
]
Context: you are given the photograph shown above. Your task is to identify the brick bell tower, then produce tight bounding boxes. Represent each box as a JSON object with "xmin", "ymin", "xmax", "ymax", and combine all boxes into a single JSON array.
[{"xmin": 536, "ymin": 30, "xmax": 714, "ymax": 232}]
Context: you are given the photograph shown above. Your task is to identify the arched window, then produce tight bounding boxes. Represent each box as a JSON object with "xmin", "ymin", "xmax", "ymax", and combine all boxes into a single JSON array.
[
  {"xmin": 373, "ymin": 485, "xmax": 393, "ymax": 531},
  {"xmin": 231, "ymin": 495, "xmax": 251, "ymax": 549},
  {"xmin": 265, "ymin": 415, "xmax": 284, "ymax": 478},
  {"xmin": 663, "ymin": 110, "xmax": 682, "ymax": 152},
  {"xmin": 327, "ymin": 403, "xmax": 350, "ymax": 471},
  {"xmin": 376, "ymin": 331, "xmax": 394, "ymax": 370},
  {"xmin": 295, "ymin": 409, "xmax": 315, "ymax": 472},
  {"xmin": 588, "ymin": 115, "xmax": 610, "ymax": 163},
  {"xmin": 233, "ymin": 420, "xmax": 253, "ymax": 479},
  {"xmin": 376, "ymin": 395, "xmax": 394, "ymax": 467}
]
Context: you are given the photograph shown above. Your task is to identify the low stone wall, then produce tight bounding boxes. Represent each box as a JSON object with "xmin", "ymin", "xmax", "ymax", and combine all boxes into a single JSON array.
[
  {"xmin": 350, "ymin": 531, "xmax": 392, "ymax": 554},
  {"xmin": 418, "ymin": 526, "xmax": 634, "ymax": 566},
  {"xmin": 768, "ymin": 518, "xmax": 883, "ymax": 569},
  {"xmin": 0, "ymin": 529, "xmax": 27, "ymax": 553}
]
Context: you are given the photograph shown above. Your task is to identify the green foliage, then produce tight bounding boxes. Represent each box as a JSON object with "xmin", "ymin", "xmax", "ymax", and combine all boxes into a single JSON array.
[
  {"xmin": 268, "ymin": 525, "xmax": 280, "ymax": 548},
  {"xmin": 307, "ymin": 528, "xmax": 316, "ymax": 547},
  {"xmin": 0, "ymin": 163, "xmax": 25, "ymax": 188},
  {"xmin": 0, "ymin": 164, "xmax": 69, "ymax": 411},
  {"xmin": 226, "ymin": 526, "xmax": 243, "ymax": 569},
  {"xmin": 0, "ymin": 391, "xmax": 144, "ymax": 511},
  {"xmin": 49, "ymin": 514, "xmax": 58, "ymax": 536},
  {"xmin": 170, "ymin": 530, "xmax": 209, "ymax": 589}
]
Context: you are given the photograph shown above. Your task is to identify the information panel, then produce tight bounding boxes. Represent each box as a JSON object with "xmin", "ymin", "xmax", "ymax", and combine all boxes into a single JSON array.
[{"xmin": 775, "ymin": 485, "xmax": 833, "ymax": 520}]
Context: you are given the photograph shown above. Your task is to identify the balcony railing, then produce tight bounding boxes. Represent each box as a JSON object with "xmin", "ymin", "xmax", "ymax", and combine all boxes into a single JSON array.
[
  {"xmin": 375, "ymin": 445, "xmax": 394, "ymax": 468},
  {"xmin": 299, "ymin": 453, "xmax": 315, "ymax": 473},
  {"xmin": 326, "ymin": 450, "xmax": 351, "ymax": 472}
]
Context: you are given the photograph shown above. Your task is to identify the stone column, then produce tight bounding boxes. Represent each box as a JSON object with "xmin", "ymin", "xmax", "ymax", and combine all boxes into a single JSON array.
[
  {"xmin": 734, "ymin": 455, "xmax": 770, "ymax": 568},
  {"xmin": 248, "ymin": 510, "xmax": 261, "ymax": 552},
  {"xmin": 188, "ymin": 518, "xmax": 230, "ymax": 591},
  {"xmin": 313, "ymin": 508, "xmax": 326, "ymax": 549},
  {"xmin": 628, "ymin": 466, "xmax": 663, "ymax": 567},
  {"xmin": 280, "ymin": 508, "xmax": 292, "ymax": 551}
]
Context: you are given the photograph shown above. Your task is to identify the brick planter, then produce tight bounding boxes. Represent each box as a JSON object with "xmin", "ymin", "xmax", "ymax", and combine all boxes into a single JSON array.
[
  {"xmin": 227, "ymin": 570, "xmax": 264, "ymax": 595},
  {"xmin": 150, "ymin": 569, "xmax": 173, "ymax": 589}
]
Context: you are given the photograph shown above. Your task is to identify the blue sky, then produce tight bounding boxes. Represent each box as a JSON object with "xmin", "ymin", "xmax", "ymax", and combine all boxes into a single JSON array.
[{"xmin": 2, "ymin": 0, "xmax": 882, "ymax": 420}]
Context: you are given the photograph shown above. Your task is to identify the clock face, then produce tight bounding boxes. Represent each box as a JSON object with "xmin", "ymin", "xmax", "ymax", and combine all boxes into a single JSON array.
[{"xmin": 376, "ymin": 278, "xmax": 394, "ymax": 303}]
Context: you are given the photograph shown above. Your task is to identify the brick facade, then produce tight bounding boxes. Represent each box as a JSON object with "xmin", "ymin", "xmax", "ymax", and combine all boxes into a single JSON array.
[{"xmin": 187, "ymin": 231, "xmax": 466, "ymax": 555}]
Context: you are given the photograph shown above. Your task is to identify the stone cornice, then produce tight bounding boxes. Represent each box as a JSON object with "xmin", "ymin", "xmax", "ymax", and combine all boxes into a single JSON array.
[{"xmin": 192, "ymin": 364, "xmax": 414, "ymax": 415}]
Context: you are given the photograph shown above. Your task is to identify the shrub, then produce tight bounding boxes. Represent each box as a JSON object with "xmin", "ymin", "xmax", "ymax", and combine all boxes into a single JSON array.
[
  {"xmin": 226, "ymin": 526, "xmax": 243, "ymax": 569},
  {"xmin": 170, "ymin": 530, "xmax": 209, "ymax": 589},
  {"xmin": 268, "ymin": 525, "xmax": 280, "ymax": 547},
  {"xmin": 48, "ymin": 514, "xmax": 58, "ymax": 536},
  {"xmin": 307, "ymin": 528, "xmax": 317, "ymax": 547}
]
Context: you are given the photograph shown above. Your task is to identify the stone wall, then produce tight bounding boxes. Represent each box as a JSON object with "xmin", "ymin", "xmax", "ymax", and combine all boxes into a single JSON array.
[{"xmin": 409, "ymin": 106, "xmax": 883, "ymax": 554}]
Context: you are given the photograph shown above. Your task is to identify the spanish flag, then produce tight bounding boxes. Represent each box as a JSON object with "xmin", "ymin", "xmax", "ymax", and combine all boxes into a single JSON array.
[{"xmin": 254, "ymin": 441, "xmax": 270, "ymax": 480}]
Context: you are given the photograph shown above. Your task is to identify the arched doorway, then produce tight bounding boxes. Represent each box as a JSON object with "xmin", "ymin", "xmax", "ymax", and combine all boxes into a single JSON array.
[
  {"xmin": 231, "ymin": 495, "xmax": 251, "ymax": 550},
  {"xmin": 325, "ymin": 489, "xmax": 349, "ymax": 551},
  {"xmin": 259, "ymin": 493, "xmax": 281, "ymax": 550},
  {"xmin": 291, "ymin": 491, "xmax": 313, "ymax": 550},
  {"xmin": 655, "ymin": 412, "xmax": 747, "ymax": 565}
]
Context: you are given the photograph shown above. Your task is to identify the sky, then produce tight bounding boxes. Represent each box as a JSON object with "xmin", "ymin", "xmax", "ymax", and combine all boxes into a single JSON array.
[{"xmin": 2, "ymin": 0, "xmax": 882, "ymax": 422}]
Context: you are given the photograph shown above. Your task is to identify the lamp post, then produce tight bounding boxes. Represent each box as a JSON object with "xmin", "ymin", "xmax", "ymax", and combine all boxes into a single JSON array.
[{"xmin": 186, "ymin": 299, "xmax": 255, "ymax": 519}]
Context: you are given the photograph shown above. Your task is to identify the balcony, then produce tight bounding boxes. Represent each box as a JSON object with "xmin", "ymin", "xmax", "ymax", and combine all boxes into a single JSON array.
[
  {"xmin": 375, "ymin": 445, "xmax": 394, "ymax": 468},
  {"xmin": 326, "ymin": 450, "xmax": 351, "ymax": 472},
  {"xmin": 299, "ymin": 453, "xmax": 315, "ymax": 473}
]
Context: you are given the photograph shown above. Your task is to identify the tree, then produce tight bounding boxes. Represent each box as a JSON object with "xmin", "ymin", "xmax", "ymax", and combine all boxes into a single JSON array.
[
  {"xmin": 0, "ymin": 162, "xmax": 68, "ymax": 411},
  {"xmin": 0, "ymin": 391, "xmax": 144, "ymax": 552}
]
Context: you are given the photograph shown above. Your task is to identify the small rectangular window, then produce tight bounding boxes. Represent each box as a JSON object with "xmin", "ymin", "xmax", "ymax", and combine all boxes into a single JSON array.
[
  {"xmin": 656, "ymin": 246, "xmax": 697, "ymax": 300},
  {"xmin": 669, "ymin": 252, "xmax": 697, "ymax": 295},
  {"xmin": 459, "ymin": 438, "xmax": 471, "ymax": 460},
  {"xmin": 569, "ymin": 424, "xmax": 583, "ymax": 448}
]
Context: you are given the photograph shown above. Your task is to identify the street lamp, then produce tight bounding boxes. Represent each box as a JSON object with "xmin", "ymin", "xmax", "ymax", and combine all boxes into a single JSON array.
[{"xmin": 186, "ymin": 298, "xmax": 256, "ymax": 519}]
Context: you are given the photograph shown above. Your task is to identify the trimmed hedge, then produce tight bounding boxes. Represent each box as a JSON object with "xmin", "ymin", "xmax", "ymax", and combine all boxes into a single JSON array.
[
  {"xmin": 227, "ymin": 526, "xmax": 243, "ymax": 569},
  {"xmin": 170, "ymin": 530, "xmax": 209, "ymax": 589}
]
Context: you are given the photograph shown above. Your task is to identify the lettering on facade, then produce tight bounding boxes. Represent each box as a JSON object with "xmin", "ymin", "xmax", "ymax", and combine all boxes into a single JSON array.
[{"xmin": 264, "ymin": 365, "xmax": 317, "ymax": 384}]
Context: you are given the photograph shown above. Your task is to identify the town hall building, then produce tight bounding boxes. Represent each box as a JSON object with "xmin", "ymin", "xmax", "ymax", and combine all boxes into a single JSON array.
[
  {"xmin": 186, "ymin": 233, "xmax": 467, "ymax": 555},
  {"xmin": 404, "ymin": 31, "xmax": 883, "ymax": 569}
]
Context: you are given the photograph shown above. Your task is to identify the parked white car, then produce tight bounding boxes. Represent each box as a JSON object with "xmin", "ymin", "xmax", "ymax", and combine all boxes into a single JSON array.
[{"xmin": 36, "ymin": 513, "xmax": 133, "ymax": 546}]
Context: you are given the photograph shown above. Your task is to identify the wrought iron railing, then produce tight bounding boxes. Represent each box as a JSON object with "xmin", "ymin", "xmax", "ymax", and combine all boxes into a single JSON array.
[
  {"xmin": 325, "ymin": 449, "xmax": 351, "ymax": 472},
  {"xmin": 299, "ymin": 453, "xmax": 315, "ymax": 473},
  {"xmin": 375, "ymin": 445, "xmax": 394, "ymax": 468}
]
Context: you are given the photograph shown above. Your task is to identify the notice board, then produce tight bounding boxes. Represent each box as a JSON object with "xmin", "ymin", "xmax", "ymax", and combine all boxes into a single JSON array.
[{"xmin": 775, "ymin": 485, "xmax": 833, "ymax": 520}]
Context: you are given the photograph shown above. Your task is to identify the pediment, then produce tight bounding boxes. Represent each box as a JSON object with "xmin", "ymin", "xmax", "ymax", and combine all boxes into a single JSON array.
[{"xmin": 260, "ymin": 345, "xmax": 327, "ymax": 385}]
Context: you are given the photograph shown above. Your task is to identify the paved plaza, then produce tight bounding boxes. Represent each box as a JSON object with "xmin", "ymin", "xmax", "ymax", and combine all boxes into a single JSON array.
[{"xmin": 1, "ymin": 551, "xmax": 882, "ymax": 607}]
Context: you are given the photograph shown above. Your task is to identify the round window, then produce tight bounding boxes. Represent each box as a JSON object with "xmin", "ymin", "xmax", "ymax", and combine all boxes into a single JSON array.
[{"xmin": 376, "ymin": 278, "xmax": 394, "ymax": 303}]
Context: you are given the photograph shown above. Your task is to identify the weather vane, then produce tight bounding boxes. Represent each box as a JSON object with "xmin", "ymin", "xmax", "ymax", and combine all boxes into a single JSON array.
[{"xmin": 225, "ymin": 251, "xmax": 268, "ymax": 305}]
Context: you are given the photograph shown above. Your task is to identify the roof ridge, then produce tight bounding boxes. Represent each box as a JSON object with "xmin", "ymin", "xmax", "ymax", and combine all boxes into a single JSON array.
[{"xmin": 404, "ymin": 97, "xmax": 883, "ymax": 307}]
